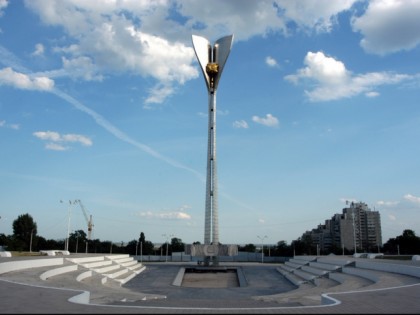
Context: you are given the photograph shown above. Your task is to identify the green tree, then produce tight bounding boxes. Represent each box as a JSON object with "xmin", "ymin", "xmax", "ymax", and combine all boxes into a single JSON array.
[
  {"xmin": 139, "ymin": 232, "xmax": 146, "ymax": 244},
  {"xmin": 396, "ymin": 229, "xmax": 420, "ymax": 255},
  {"xmin": 171, "ymin": 237, "xmax": 185, "ymax": 252},
  {"xmin": 69, "ymin": 230, "xmax": 87, "ymax": 253},
  {"xmin": 383, "ymin": 229, "xmax": 420, "ymax": 255},
  {"xmin": 126, "ymin": 239, "xmax": 138, "ymax": 255},
  {"xmin": 12, "ymin": 213, "xmax": 37, "ymax": 251},
  {"xmin": 239, "ymin": 243, "xmax": 256, "ymax": 252},
  {"xmin": 275, "ymin": 240, "xmax": 293, "ymax": 257},
  {"xmin": 136, "ymin": 232, "xmax": 154, "ymax": 255},
  {"xmin": 141, "ymin": 240, "xmax": 155, "ymax": 255}
]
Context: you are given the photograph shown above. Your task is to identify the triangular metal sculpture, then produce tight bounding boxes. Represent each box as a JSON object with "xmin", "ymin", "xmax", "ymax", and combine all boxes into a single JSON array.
[{"xmin": 192, "ymin": 34, "xmax": 234, "ymax": 266}]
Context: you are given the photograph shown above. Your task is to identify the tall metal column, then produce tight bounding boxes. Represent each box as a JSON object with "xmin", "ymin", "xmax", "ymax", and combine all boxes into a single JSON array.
[{"xmin": 192, "ymin": 34, "xmax": 233, "ymax": 266}]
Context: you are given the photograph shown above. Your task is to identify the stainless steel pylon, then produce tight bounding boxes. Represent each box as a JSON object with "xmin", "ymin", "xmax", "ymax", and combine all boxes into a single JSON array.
[{"xmin": 192, "ymin": 34, "xmax": 234, "ymax": 266}]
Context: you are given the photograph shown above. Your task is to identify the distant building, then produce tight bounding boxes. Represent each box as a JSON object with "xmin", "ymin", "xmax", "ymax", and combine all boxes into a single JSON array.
[
  {"xmin": 301, "ymin": 201, "xmax": 382, "ymax": 253},
  {"xmin": 342, "ymin": 201, "xmax": 382, "ymax": 252}
]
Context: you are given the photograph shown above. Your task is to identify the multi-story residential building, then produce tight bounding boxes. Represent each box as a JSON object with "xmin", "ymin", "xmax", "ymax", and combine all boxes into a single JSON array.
[{"xmin": 300, "ymin": 201, "xmax": 382, "ymax": 253}]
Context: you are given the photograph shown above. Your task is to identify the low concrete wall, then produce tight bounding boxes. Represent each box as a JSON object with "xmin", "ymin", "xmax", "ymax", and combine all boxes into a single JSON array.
[
  {"xmin": 81, "ymin": 260, "xmax": 112, "ymax": 269},
  {"xmin": 172, "ymin": 267, "xmax": 185, "ymax": 286},
  {"xmin": 342, "ymin": 266, "xmax": 380, "ymax": 282},
  {"xmin": 355, "ymin": 260, "xmax": 420, "ymax": 279},
  {"xmin": 317, "ymin": 257, "xmax": 354, "ymax": 266},
  {"xmin": 294, "ymin": 255, "xmax": 318, "ymax": 261},
  {"xmin": 76, "ymin": 270, "xmax": 93, "ymax": 282},
  {"xmin": 0, "ymin": 258, "xmax": 64, "ymax": 274},
  {"xmin": 105, "ymin": 254, "xmax": 129, "ymax": 260},
  {"xmin": 40, "ymin": 265, "xmax": 78, "ymax": 280},
  {"xmin": 40, "ymin": 250, "xmax": 70, "ymax": 256},
  {"xmin": 67, "ymin": 256, "xmax": 105, "ymax": 264},
  {"xmin": 68, "ymin": 291, "xmax": 90, "ymax": 304}
]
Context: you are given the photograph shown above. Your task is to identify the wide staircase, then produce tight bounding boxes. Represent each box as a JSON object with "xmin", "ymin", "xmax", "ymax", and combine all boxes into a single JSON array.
[
  {"xmin": 255, "ymin": 255, "xmax": 420, "ymax": 306},
  {"xmin": 0, "ymin": 254, "xmax": 145, "ymax": 289}
]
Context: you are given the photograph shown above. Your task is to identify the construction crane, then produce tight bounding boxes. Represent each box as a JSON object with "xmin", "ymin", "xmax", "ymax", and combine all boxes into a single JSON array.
[{"xmin": 76, "ymin": 199, "xmax": 94, "ymax": 241}]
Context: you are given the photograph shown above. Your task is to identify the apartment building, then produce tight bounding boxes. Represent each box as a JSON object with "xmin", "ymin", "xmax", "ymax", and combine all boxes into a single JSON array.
[{"xmin": 301, "ymin": 201, "xmax": 382, "ymax": 253}]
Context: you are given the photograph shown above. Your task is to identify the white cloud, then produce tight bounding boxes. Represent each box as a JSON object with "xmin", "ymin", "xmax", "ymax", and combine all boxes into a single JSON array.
[
  {"xmin": 62, "ymin": 133, "xmax": 93, "ymax": 146},
  {"xmin": 45, "ymin": 142, "xmax": 68, "ymax": 151},
  {"xmin": 32, "ymin": 43, "xmax": 44, "ymax": 56},
  {"xmin": 135, "ymin": 205, "xmax": 192, "ymax": 220},
  {"xmin": 178, "ymin": 0, "xmax": 358, "ymax": 40},
  {"xmin": 158, "ymin": 212, "xmax": 191, "ymax": 220},
  {"xmin": 388, "ymin": 214, "xmax": 397, "ymax": 221},
  {"xmin": 233, "ymin": 120, "xmax": 249, "ymax": 129},
  {"xmin": 252, "ymin": 114, "xmax": 279, "ymax": 127},
  {"xmin": 0, "ymin": 119, "xmax": 19, "ymax": 130},
  {"xmin": 365, "ymin": 91, "xmax": 379, "ymax": 98},
  {"xmin": 178, "ymin": 0, "xmax": 287, "ymax": 41},
  {"xmin": 0, "ymin": 0, "xmax": 8, "ymax": 16},
  {"xmin": 62, "ymin": 56, "xmax": 103, "ymax": 81},
  {"xmin": 352, "ymin": 0, "xmax": 420, "ymax": 55},
  {"xmin": 265, "ymin": 56, "xmax": 279, "ymax": 68},
  {"xmin": 286, "ymin": 51, "xmax": 348, "ymax": 85},
  {"xmin": 33, "ymin": 130, "xmax": 92, "ymax": 150},
  {"xmin": 404, "ymin": 194, "xmax": 420, "ymax": 205},
  {"xmin": 33, "ymin": 131, "xmax": 61, "ymax": 142},
  {"xmin": 0, "ymin": 67, "xmax": 54, "ymax": 91},
  {"xmin": 285, "ymin": 51, "xmax": 411, "ymax": 101},
  {"xmin": 276, "ymin": 0, "xmax": 359, "ymax": 33},
  {"xmin": 22, "ymin": 0, "xmax": 361, "ymax": 105},
  {"xmin": 24, "ymin": 0, "xmax": 198, "ymax": 105},
  {"xmin": 377, "ymin": 200, "xmax": 399, "ymax": 207},
  {"xmin": 144, "ymin": 84, "xmax": 174, "ymax": 107}
]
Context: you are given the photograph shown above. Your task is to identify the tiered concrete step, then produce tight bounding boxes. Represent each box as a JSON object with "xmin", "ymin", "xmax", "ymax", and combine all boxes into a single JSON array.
[
  {"xmin": 94, "ymin": 255, "xmax": 146, "ymax": 286},
  {"xmin": 293, "ymin": 269, "xmax": 318, "ymax": 282},
  {"xmin": 105, "ymin": 254, "xmax": 131, "ymax": 263},
  {"xmin": 301, "ymin": 265, "xmax": 329, "ymax": 277},
  {"xmin": 277, "ymin": 264, "xmax": 296, "ymax": 273},
  {"xmin": 64, "ymin": 254, "xmax": 146, "ymax": 287},
  {"xmin": 93, "ymin": 264, "xmax": 121, "ymax": 274},
  {"xmin": 328, "ymin": 270, "xmax": 374, "ymax": 290},
  {"xmin": 309, "ymin": 261, "xmax": 341, "ymax": 271},
  {"xmin": 81, "ymin": 260, "xmax": 113, "ymax": 269},
  {"xmin": 120, "ymin": 260, "xmax": 138, "ymax": 268},
  {"xmin": 128, "ymin": 263, "xmax": 146, "ymax": 273},
  {"xmin": 285, "ymin": 261, "xmax": 304, "ymax": 269},
  {"xmin": 316, "ymin": 257, "xmax": 354, "ymax": 267},
  {"xmin": 276, "ymin": 267, "xmax": 311, "ymax": 286},
  {"xmin": 104, "ymin": 267, "xmax": 129, "ymax": 279},
  {"xmin": 66, "ymin": 256, "xmax": 105, "ymax": 265}
]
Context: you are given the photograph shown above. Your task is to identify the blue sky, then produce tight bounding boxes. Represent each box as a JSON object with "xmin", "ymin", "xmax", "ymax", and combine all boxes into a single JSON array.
[{"xmin": 1, "ymin": 0, "xmax": 420, "ymax": 247}]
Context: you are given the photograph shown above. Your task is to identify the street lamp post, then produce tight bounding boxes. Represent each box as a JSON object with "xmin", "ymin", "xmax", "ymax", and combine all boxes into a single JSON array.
[
  {"xmin": 140, "ymin": 241, "xmax": 143, "ymax": 264},
  {"xmin": 162, "ymin": 234, "xmax": 174, "ymax": 262},
  {"xmin": 75, "ymin": 234, "xmax": 79, "ymax": 254},
  {"xmin": 29, "ymin": 228, "xmax": 34, "ymax": 253},
  {"xmin": 62, "ymin": 199, "xmax": 78, "ymax": 252},
  {"xmin": 135, "ymin": 240, "xmax": 138, "ymax": 256},
  {"xmin": 257, "ymin": 235, "xmax": 268, "ymax": 263}
]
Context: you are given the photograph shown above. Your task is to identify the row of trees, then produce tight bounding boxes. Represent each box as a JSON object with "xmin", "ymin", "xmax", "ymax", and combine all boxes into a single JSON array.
[
  {"xmin": 2, "ymin": 213, "xmax": 420, "ymax": 256},
  {"xmin": 0, "ymin": 213, "xmax": 185, "ymax": 255}
]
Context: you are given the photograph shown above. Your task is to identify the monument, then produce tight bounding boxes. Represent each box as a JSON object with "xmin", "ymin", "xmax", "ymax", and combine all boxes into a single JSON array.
[{"xmin": 185, "ymin": 34, "xmax": 238, "ymax": 266}]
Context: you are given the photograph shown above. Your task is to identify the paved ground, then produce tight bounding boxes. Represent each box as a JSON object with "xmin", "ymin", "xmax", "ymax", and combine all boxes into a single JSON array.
[{"xmin": 1, "ymin": 257, "xmax": 420, "ymax": 314}]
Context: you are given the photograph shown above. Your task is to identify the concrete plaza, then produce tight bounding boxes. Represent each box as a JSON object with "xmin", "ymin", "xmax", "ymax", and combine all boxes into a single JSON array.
[{"xmin": 1, "ymin": 255, "xmax": 420, "ymax": 314}]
